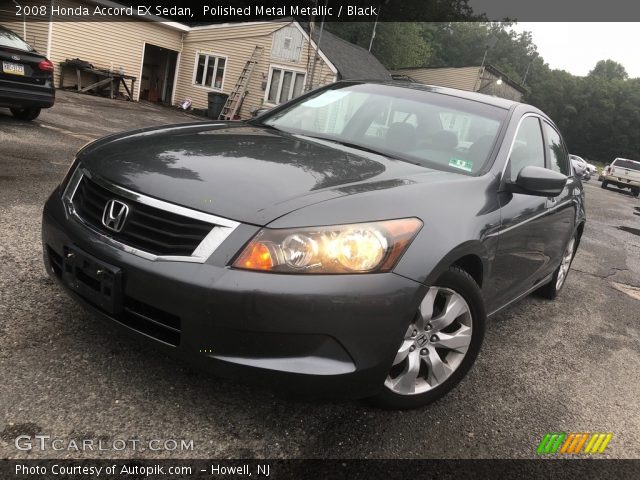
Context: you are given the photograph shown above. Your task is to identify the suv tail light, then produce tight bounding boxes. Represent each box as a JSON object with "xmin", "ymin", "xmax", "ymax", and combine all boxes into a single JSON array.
[{"xmin": 38, "ymin": 59, "xmax": 54, "ymax": 72}]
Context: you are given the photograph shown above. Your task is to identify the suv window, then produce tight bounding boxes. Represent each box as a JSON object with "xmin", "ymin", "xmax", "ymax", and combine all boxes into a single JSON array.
[
  {"xmin": 612, "ymin": 158, "xmax": 640, "ymax": 171},
  {"xmin": 544, "ymin": 123, "xmax": 569, "ymax": 175},
  {"xmin": 509, "ymin": 116, "xmax": 545, "ymax": 181}
]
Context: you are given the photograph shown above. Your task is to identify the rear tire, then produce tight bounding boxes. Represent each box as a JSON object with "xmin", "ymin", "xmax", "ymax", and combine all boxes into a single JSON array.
[
  {"xmin": 369, "ymin": 266, "xmax": 485, "ymax": 410},
  {"xmin": 632, "ymin": 188, "xmax": 640, "ymax": 197},
  {"xmin": 536, "ymin": 233, "xmax": 577, "ymax": 300},
  {"xmin": 601, "ymin": 181, "xmax": 608, "ymax": 189},
  {"xmin": 10, "ymin": 107, "xmax": 41, "ymax": 121}
]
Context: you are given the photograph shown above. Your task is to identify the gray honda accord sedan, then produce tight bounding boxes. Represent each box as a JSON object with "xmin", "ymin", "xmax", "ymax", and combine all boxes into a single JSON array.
[{"xmin": 42, "ymin": 81, "xmax": 585, "ymax": 409}]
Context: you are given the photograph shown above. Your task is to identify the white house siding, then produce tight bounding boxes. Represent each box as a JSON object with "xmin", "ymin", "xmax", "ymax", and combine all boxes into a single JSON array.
[
  {"xmin": 393, "ymin": 66, "xmax": 481, "ymax": 92},
  {"xmin": 1, "ymin": 8, "xmax": 338, "ymax": 116},
  {"xmin": 46, "ymin": 0, "xmax": 183, "ymax": 99},
  {"xmin": 393, "ymin": 66, "xmax": 524, "ymax": 102},
  {"xmin": 174, "ymin": 22, "xmax": 336, "ymax": 119}
]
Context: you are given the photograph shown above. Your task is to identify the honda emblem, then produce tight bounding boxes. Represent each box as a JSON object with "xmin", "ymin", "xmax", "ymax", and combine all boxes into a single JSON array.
[{"xmin": 102, "ymin": 199, "xmax": 129, "ymax": 232}]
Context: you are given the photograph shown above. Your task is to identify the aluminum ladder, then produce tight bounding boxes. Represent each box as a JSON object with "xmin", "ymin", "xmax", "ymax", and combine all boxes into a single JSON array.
[{"xmin": 218, "ymin": 46, "xmax": 264, "ymax": 120}]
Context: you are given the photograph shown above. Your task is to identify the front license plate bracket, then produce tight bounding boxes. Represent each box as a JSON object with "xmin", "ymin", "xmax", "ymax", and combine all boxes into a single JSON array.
[{"xmin": 62, "ymin": 246, "xmax": 123, "ymax": 315}]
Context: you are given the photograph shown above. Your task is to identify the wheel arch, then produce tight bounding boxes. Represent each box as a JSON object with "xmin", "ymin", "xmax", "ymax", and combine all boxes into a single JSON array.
[{"xmin": 423, "ymin": 241, "xmax": 488, "ymax": 289}]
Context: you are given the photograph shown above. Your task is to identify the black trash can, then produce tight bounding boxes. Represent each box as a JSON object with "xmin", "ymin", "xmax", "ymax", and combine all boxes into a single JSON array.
[{"xmin": 207, "ymin": 92, "xmax": 229, "ymax": 119}]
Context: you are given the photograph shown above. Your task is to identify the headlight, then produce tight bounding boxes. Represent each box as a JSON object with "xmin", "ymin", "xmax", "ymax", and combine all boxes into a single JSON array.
[{"xmin": 232, "ymin": 218, "xmax": 423, "ymax": 274}]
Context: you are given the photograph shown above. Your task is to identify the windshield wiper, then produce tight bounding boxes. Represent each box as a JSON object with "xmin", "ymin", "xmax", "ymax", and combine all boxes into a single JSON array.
[
  {"xmin": 300, "ymin": 135, "xmax": 403, "ymax": 159},
  {"xmin": 301, "ymin": 135, "xmax": 426, "ymax": 167}
]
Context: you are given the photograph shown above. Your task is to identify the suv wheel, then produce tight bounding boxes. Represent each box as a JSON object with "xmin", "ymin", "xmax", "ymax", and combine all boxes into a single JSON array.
[
  {"xmin": 536, "ymin": 234, "xmax": 576, "ymax": 299},
  {"xmin": 10, "ymin": 107, "xmax": 41, "ymax": 121},
  {"xmin": 370, "ymin": 266, "xmax": 485, "ymax": 410},
  {"xmin": 601, "ymin": 181, "xmax": 608, "ymax": 189},
  {"xmin": 632, "ymin": 187, "xmax": 640, "ymax": 197}
]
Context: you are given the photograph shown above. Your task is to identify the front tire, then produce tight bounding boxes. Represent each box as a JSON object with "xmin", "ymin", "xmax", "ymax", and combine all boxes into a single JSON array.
[
  {"xmin": 369, "ymin": 266, "xmax": 485, "ymax": 410},
  {"xmin": 601, "ymin": 181, "xmax": 608, "ymax": 189},
  {"xmin": 10, "ymin": 107, "xmax": 41, "ymax": 121}
]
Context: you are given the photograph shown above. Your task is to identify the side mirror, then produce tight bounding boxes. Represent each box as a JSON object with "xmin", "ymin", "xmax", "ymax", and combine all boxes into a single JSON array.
[{"xmin": 507, "ymin": 165, "xmax": 568, "ymax": 197}]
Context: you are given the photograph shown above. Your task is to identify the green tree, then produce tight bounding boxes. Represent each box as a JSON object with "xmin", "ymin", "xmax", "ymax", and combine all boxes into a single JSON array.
[
  {"xmin": 325, "ymin": 22, "xmax": 431, "ymax": 70},
  {"xmin": 588, "ymin": 60, "xmax": 628, "ymax": 81}
]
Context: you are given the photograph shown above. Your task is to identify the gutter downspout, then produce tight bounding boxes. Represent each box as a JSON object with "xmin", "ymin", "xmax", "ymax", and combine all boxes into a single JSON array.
[{"xmin": 46, "ymin": 0, "xmax": 53, "ymax": 58}]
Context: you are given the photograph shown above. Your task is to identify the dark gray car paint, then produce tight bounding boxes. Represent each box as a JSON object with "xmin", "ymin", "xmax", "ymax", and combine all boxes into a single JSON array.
[
  {"xmin": 72, "ymin": 96, "xmax": 585, "ymax": 315},
  {"xmin": 43, "ymin": 82, "xmax": 585, "ymax": 397}
]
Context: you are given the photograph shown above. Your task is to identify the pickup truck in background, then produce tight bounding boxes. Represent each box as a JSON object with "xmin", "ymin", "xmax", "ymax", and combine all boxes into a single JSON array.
[{"xmin": 601, "ymin": 158, "xmax": 640, "ymax": 197}]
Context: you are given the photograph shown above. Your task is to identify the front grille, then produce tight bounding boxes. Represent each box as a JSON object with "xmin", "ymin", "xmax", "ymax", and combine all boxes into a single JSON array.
[{"xmin": 72, "ymin": 176, "xmax": 214, "ymax": 256}]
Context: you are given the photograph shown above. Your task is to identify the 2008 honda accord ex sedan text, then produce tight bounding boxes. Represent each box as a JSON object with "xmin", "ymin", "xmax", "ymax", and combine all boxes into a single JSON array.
[{"xmin": 42, "ymin": 81, "xmax": 585, "ymax": 409}]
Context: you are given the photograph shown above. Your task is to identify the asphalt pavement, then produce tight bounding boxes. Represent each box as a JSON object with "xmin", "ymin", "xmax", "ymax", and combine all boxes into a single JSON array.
[{"xmin": 1, "ymin": 92, "xmax": 639, "ymax": 459}]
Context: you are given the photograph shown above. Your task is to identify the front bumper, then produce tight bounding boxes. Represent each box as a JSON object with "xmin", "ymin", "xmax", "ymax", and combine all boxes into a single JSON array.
[{"xmin": 42, "ymin": 190, "xmax": 427, "ymax": 399}]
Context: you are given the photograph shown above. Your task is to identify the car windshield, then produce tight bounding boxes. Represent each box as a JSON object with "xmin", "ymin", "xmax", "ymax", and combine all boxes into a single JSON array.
[
  {"xmin": 613, "ymin": 159, "xmax": 640, "ymax": 171},
  {"xmin": 0, "ymin": 27, "xmax": 34, "ymax": 52},
  {"xmin": 260, "ymin": 83, "xmax": 508, "ymax": 175}
]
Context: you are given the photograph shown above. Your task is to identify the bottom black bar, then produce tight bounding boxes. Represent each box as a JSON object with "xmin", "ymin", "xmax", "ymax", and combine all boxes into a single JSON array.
[{"xmin": 1, "ymin": 459, "xmax": 639, "ymax": 480}]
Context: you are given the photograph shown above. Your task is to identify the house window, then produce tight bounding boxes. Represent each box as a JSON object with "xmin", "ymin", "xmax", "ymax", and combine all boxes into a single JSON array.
[
  {"xmin": 267, "ymin": 67, "xmax": 305, "ymax": 104},
  {"xmin": 194, "ymin": 53, "xmax": 226, "ymax": 90}
]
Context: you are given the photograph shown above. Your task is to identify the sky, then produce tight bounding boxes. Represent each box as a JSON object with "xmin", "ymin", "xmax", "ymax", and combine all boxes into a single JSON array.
[{"xmin": 508, "ymin": 23, "xmax": 640, "ymax": 79}]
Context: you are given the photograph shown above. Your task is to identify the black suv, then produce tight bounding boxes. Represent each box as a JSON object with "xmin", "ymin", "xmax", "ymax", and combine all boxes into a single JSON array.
[{"xmin": 0, "ymin": 25, "xmax": 55, "ymax": 120}]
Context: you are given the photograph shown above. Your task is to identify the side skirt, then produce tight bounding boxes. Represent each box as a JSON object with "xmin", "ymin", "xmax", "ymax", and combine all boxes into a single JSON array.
[{"xmin": 487, "ymin": 273, "xmax": 554, "ymax": 318}]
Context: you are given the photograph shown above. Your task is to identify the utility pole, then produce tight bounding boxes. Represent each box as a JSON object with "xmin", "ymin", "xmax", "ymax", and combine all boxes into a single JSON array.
[
  {"xmin": 522, "ymin": 53, "xmax": 538, "ymax": 86},
  {"xmin": 368, "ymin": 0, "xmax": 389, "ymax": 52}
]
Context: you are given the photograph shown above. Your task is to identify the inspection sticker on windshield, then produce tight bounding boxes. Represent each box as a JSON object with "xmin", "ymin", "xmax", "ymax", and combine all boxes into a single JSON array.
[{"xmin": 448, "ymin": 157, "xmax": 473, "ymax": 172}]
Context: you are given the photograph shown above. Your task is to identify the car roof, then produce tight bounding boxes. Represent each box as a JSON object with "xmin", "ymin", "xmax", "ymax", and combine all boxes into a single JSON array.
[{"xmin": 339, "ymin": 80, "xmax": 522, "ymax": 110}]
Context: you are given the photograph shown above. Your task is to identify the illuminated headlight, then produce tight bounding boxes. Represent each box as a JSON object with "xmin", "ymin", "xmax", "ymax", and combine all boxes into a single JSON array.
[{"xmin": 232, "ymin": 218, "xmax": 423, "ymax": 274}]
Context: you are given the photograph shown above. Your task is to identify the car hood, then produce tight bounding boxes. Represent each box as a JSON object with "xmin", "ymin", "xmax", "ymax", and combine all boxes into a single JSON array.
[{"xmin": 78, "ymin": 122, "xmax": 441, "ymax": 226}]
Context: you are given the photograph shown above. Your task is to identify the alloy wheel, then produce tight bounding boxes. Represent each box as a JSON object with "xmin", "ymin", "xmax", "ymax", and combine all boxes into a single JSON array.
[
  {"xmin": 555, "ymin": 236, "xmax": 575, "ymax": 291},
  {"xmin": 384, "ymin": 287, "xmax": 473, "ymax": 395}
]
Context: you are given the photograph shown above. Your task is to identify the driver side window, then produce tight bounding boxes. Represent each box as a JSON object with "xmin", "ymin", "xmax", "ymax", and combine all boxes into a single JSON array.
[{"xmin": 509, "ymin": 116, "xmax": 545, "ymax": 182}]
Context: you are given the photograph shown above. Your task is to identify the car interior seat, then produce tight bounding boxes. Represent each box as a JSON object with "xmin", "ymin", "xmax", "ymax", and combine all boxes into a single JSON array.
[
  {"xmin": 386, "ymin": 122, "xmax": 417, "ymax": 152},
  {"xmin": 430, "ymin": 130, "xmax": 458, "ymax": 151}
]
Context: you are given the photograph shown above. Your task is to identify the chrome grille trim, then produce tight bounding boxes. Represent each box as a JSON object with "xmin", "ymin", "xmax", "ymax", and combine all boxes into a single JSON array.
[{"xmin": 62, "ymin": 167, "xmax": 240, "ymax": 263}]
